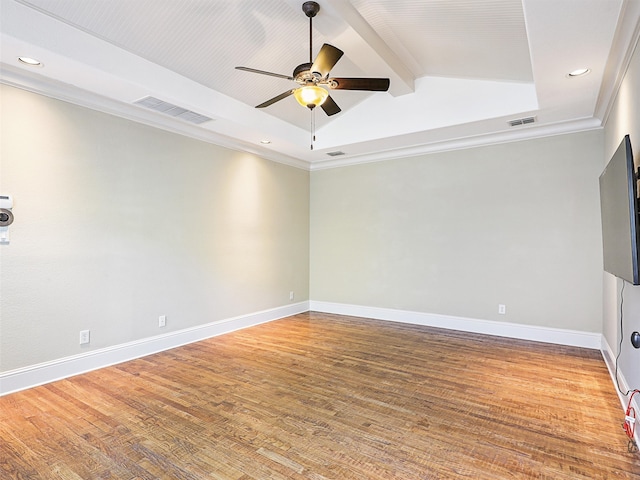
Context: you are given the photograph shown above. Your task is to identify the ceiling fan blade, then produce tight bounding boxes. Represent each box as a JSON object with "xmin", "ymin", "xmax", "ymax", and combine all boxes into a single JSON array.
[
  {"xmin": 328, "ymin": 77, "xmax": 390, "ymax": 91},
  {"xmin": 256, "ymin": 89, "xmax": 296, "ymax": 108},
  {"xmin": 311, "ymin": 44, "xmax": 344, "ymax": 78},
  {"xmin": 321, "ymin": 95, "xmax": 341, "ymax": 116},
  {"xmin": 236, "ymin": 66, "xmax": 293, "ymax": 81}
]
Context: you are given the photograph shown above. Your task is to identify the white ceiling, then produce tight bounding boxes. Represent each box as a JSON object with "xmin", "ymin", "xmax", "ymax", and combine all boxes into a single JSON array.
[{"xmin": 1, "ymin": 0, "xmax": 639, "ymax": 169}]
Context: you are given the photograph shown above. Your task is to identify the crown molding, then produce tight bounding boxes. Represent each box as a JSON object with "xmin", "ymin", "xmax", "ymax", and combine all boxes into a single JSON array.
[
  {"xmin": 309, "ymin": 117, "xmax": 603, "ymax": 170},
  {"xmin": 0, "ymin": 64, "xmax": 310, "ymax": 171},
  {"xmin": 595, "ymin": 0, "xmax": 640, "ymax": 126},
  {"xmin": 2, "ymin": 63, "xmax": 606, "ymax": 173}
]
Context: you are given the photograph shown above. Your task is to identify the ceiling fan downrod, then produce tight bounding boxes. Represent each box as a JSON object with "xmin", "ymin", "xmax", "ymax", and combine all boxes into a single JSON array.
[
  {"xmin": 302, "ymin": 1, "xmax": 320, "ymax": 63},
  {"xmin": 303, "ymin": 2, "xmax": 320, "ymax": 150}
]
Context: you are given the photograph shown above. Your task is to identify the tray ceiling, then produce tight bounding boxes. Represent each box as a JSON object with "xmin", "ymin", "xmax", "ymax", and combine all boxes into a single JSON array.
[{"xmin": 1, "ymin": 0, "xmax": 638, "ymax": 168}]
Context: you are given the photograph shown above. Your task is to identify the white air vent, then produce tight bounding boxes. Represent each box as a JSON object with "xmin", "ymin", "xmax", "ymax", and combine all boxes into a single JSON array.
[
  {"xmin": 133, "ymin": 96, "xmax": 213, "ymax": 125},
  {"xmin": 326, "ymin": 151, "xmax": 345, "ymax": 157},
  {"xmin": 508, "ymin": 116, "xmax": 536, "ymax": 127}
]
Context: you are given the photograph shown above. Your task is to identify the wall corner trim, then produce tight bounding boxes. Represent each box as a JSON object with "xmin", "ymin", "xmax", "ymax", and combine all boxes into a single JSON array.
[
  {"xmin": 309, "ymin": 301, "xmax": 602, "ymax": 349},
  {"xmin": 0, "ymin": 301, "xmax": 309, "ymax": 396}
]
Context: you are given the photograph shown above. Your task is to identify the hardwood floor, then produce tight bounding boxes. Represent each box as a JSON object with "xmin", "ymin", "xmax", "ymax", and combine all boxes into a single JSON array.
[{"xmin": 1, "ymin": 312, "xmax": 639, "ymax": 479}]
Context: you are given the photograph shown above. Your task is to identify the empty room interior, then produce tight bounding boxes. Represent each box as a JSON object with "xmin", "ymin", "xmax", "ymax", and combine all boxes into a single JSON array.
[{"xmin": 2, "ymin": 0, "xmax": 640, "ymax": 478}]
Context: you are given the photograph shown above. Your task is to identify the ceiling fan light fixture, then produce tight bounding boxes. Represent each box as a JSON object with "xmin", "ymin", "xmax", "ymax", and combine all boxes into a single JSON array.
[{"xmin": 294, "ymin": 85, "xmax": 328, "ymax": 109}]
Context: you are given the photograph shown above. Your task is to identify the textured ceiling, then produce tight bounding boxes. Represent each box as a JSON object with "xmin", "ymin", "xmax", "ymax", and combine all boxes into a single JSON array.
[
  {"xmin": 351, "ymin": 0, "xmax": 532, "ymax": 81},
  {"xmin": 1, "ymin": 0, "xmax": 638, "ymax": 167},
  {"xmin": 17, "ymin": 0, "xmax": 313, "ymax": 90},
  {"xmin": 15, "ymin": 0, "xmax": 532, "ymax": 114},
  {"xmin": 14, "ymin": 0, "xmax": 371, "ymax": 127}
]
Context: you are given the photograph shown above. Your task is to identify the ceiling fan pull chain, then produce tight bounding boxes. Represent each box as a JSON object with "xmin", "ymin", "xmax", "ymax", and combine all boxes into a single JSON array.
[{"xmin": 310, "ymin": 109, "xmax": 315, "ymax": 150}]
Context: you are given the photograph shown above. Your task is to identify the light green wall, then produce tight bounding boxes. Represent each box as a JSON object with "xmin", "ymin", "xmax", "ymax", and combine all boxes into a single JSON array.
[
  {"xmin": 3, "ymin": 66, "xmax": 631, "ymax": 375},
  {"xmin": 0, "ymin": 84, "xmax": 309, "ymax": 372},
  {"xmin": 311, "ymin": 131, "xmax": 604, "ymax": 332},
  {"xmin": 603, "ymin": 35, "xmax": 640, "ymax": 390}
]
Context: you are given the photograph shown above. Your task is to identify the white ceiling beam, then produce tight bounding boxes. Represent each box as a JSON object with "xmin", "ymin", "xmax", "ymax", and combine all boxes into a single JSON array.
[{"xmin": 317, "ymin": 0, "xmax": 415, "ymax": 96}]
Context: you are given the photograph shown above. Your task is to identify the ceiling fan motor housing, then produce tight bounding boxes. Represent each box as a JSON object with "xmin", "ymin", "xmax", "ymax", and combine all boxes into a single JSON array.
[{"xmin": 293, "ymin": 62, "xmax": 321, "ymax": 84}]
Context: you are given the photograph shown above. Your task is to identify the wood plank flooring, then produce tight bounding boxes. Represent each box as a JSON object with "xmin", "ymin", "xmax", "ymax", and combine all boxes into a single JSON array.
[{"xmin": 1, "ymin": 312, "xmax": 639, "ymax": 479}]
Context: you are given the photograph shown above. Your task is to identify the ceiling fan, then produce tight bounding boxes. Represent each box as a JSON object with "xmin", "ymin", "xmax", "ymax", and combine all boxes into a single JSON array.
[{"xmin": 235, "ymin": 1, "xmax": 390, "ymax": 118}]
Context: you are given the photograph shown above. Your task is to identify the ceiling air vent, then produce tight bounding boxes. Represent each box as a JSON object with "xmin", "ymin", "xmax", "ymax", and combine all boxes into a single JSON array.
[
  {"xmin": 508, "ymin": 116, "xmax": 536, "ymax": 127},
  {"xmin": 133, "ymin": 96, "xmax": 213, "ymax": 125},
  {"xmin": 326, "ymin": 151, "xmax": 345, "ymax": 157}
]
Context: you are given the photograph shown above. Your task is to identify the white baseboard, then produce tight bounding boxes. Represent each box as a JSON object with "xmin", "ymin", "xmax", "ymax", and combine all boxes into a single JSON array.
[
  {"xmin": 0, "ymin": 300, "xmax": 605, "ymax": 397},
  {"xmin": 309, "ymin": 301, "xmax": 602, "ymax": 349},
  {"xmin": 601, "ymin": 337, "xmax": 640, "ymax": 450},
  {"xmin": 0, "ymin": 301, "xmax": 309, "ymax": 396}
]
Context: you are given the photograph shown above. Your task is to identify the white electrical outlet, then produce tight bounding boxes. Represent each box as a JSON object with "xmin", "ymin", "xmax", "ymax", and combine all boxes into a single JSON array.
[
  {"xmin": 159, "ymin": 315, "xmax": 166, "ymax": 327},
  {"xmin": 289, "ymin": 291, "xmax": 294, "ymax": 301},
  {"xmin": 79, "ymin": 330, "xmax": 90, "ymax": 345},
  {"xmin": 498, "ymin": 304, "xmax": 506, "ymax": 315}
]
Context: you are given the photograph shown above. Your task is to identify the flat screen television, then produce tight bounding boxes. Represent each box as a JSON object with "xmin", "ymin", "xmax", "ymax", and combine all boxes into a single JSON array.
[{"xmin": 599, "ymin": 134, "xmax": 640, "ymax": 284}]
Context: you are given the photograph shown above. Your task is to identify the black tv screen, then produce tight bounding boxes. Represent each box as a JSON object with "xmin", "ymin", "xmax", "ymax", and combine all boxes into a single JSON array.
[{"xmin": 599, "ymin": 134, "xmax": 639, "ymax": 284}]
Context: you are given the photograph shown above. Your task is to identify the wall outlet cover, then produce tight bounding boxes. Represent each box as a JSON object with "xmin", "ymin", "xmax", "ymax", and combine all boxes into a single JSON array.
[{"xmin": 79, "ymin": 330, "xmax": 90, "ymax": 345}]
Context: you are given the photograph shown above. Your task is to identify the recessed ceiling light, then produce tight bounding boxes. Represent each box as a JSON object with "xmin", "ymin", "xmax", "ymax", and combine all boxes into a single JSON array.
[
  {"xmin": 567, "ymin": 68, "xmax": 590, "ymax": 77},
  {"xmin": 260, "ymin": 140, "xmax": 271, "ymax": 145},
  {"xmin": 18, "ymin": 56, "xmax": 43, "ymax": 67}
]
